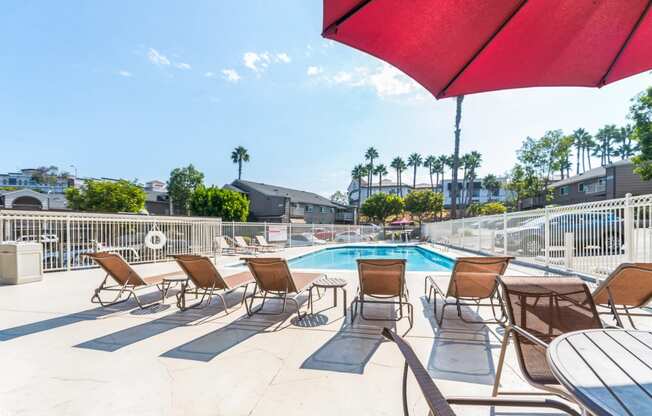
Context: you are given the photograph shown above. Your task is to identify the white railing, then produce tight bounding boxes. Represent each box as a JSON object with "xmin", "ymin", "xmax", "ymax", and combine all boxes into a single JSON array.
[
  {"xmin": 0, "ymin": 210, "xmax": 222, "ymax": 272},
  {"xmin": 422, "ymin": 193, "xmax": 652, "ymax": 278},
  {"xmin": 0, "ymin": 210, "xmax": 380, "ymax": 272}
]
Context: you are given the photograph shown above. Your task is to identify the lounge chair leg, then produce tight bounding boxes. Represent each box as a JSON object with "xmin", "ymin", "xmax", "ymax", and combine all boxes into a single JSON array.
[
  {"xmin": 493, "ymin": 327, "xmax": 511, "ymax": 397},
  {"xmin": 217, "ymin": 293, "xmax": 228, "ymax": 314}
]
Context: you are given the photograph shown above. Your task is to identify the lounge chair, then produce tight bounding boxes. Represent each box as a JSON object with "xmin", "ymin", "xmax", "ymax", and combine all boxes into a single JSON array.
[
  {"xmin": 592, "ymin": 262, "xmax": 652, "ymax": 328},
  {"xmin": 493, "ymin": 276, "xmax": 603, "ymax": 406},
  {"xmin": 381, "ymin": 328, "xmax": 581, "ymax": 416},
  {"xmin": 234, "ymin": 236, "xmax": 260, "ymax": 254},
  {"xmin": 216, "ymin": 236, "xmax": 237, "ymax": 255},
  {"xmin": 351, "ymin": 259, "xmax": 413, "ymax": 332},
  {"xmin": 172, "ymin": 255, "xmax": 255, "ymax": 312},
  {"xmin": 84, "ymin": 252, "xmax": 184, "ymax": 308},
  {"xmin": 243, "ymin": 257, "xmax": 324, "ymax": 320},
  {"xmin": 255, "ymin": 235, "xmax": 280, "ymax": 252},
  {"xmin": 424, "ymin": 256, "xmax": 513, "ymax": 326}
]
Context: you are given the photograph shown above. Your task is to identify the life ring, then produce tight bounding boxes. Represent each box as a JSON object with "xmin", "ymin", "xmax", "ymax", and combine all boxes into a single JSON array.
[{"xmin": 144, "ymin": 230, "xmax": 167, "ymax": 250}]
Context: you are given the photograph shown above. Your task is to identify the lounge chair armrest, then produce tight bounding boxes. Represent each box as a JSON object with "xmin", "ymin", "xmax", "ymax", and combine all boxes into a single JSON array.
[{"xmin": 509, "ymin": 325, "xmax": 549, "ymax": 349}]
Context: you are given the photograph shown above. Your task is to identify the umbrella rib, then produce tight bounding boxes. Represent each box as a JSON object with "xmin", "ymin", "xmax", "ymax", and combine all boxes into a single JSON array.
[
  {"xmin": 437, "ymin": 0, "xmax": 529, "ymax": 99},
  {"xmin": 599, "ymin": 0, "xmax": 652, "ymax": 86},
  {"xmin": 322, "ymin": 0, "xmax": 375, "ymax": 36}
]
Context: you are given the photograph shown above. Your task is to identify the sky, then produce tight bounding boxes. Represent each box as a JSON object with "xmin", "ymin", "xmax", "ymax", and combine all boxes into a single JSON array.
[{"xmin": 2, "ymin": 1, "xmax": 651, "ymax": 197}]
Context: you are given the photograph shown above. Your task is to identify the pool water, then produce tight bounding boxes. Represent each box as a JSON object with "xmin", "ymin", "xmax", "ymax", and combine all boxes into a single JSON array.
[{"xmin": 288, "ymin": 245, "xmax": 454, "ymax": 272}]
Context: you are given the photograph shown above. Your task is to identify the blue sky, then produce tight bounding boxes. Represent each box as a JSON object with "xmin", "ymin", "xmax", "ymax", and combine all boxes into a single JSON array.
[{"xmin": 2, "ymin": 1, "xmax": 651, "ymax": 197}]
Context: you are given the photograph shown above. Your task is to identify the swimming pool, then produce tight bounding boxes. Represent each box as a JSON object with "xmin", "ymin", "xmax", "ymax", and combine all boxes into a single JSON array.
[{"xmin": 288, "ymin": 245, "xmax": 454, "ymax": 272}]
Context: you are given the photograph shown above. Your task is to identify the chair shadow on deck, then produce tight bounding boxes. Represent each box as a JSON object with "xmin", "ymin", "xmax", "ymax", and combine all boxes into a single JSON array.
[
  {"xmin": 75, "ymin": 289, "xmax": 247, "ymax": 352},
  {"xmin": 300, "ymin": 302, "xmax": 397, "ymax": 374},
  {"xmin": 421, "ymin": 297, "xmax": 501, "ymax": 385},
  {"xmin": 160, "ymin": 293, "xmax": 311, "ymax": 362},
  {"xmin": 0, "ymin": 290, "xmax": 174, "ymax": 342}
]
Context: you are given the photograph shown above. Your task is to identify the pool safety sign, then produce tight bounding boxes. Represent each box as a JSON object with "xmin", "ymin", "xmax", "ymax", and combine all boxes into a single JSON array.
[{"xmin": 267, "ymin": 225, "xmax": 287, "ymax": 242}]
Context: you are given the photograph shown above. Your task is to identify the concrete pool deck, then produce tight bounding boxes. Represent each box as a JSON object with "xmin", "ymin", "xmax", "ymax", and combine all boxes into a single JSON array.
[{"xmin": 0, "ymin": 244, "xmax": 648, "ymax": 415}]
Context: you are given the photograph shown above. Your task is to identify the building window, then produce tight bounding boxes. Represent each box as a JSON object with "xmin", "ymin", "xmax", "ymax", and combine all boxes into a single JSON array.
[
  {"xmin": 320, "ymin": 207, "xmax": 327, "ymax": 213},
  {"xmin": 560, "ymin": 186, "xmax": 569, "ymax": 196},
  {"xmin": 305, "ymin": 205, "xmax": 313, "ymax": 213}
]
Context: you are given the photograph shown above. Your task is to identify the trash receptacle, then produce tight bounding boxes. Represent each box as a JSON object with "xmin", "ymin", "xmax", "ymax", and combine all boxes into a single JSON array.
[{"xmin": 0, "ymin": 242, "xmax": 43, "ymax": 285}]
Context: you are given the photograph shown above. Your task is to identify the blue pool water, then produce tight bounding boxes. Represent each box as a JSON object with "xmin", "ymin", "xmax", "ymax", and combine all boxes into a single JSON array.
[{"xmin": 288, "ymin": 245, "xmax": 454, "ymax": 272}]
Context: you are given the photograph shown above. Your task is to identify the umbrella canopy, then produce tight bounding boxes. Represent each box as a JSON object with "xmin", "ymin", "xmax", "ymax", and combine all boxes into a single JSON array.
[
  {"xmin": 390, "ymin": 218, "xmax": 413, "ymax": 226},
  {"xmin": 322, "ymin": 0, "xmax": 652, "ymax": 98}
]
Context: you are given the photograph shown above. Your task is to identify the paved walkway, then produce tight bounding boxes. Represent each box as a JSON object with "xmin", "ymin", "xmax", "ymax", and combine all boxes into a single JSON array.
[{"xmin": 0, "ymin": 245, "xmax": 641, "ymax": 415}]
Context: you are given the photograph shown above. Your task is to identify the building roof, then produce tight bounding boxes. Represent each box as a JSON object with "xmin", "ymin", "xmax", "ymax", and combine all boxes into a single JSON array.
[
  {"xmin": 549, "ymin": 159, "xmax": 631, "ymax": 188},
  {"xmin": 231, "ymin": 180, "xmax": 338, "ymax": 208},
  {"xmin": 223, "ymin": 183, "xmax": 247, "ymax": 194}
]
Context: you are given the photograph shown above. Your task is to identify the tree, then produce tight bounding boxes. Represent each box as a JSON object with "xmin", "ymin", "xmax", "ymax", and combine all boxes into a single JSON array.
[
  {"xmin": 351, "ymin": 164, "xmax": 368, "ymax": 208},
  {"xmin": 424, "ymin": 155, "xmax": 437, "ymax": 191},
  {"xmin": 432, "ymin": 157, "xmax": 444, "ymax": 191},
  {"xmin": 390, "ymin": 157, "xmax": 406, "ymax": 197},
  {"xmin": 404, "ymin": 190, "xmax": 443, "ymax": 225},
  {"xmin": 31, "ymin": 166, "xmax": 61, "ymax": 186},
  {"xmin": 168, "ymin": 164, "xmax": 205, "ymax": 215},
  {"xmin": 374, "ymin": 164, "xmax": 388, "ymax": 193},
  {"xmin": 556, "ymin": 134, "xmax": 574, "ymax": 179},
  {"xmin": 464, "ymin": 151, "xmax": 482, "ymax": 209},
  {"xmin": 450, "ymin": 95, "xmax": 464, "ymax": 219},
  {"xmin": 360, "ymin": 193, "xmax": 404, "ymax": 225},
  {"xmin": 189, "ymin": 186, "xmax": 249, "ymax": 221},
  {"xmin": 407, "ymin": 152, "xmax": 422, "ymax": 188},
  {"xmin": 364, "ymin": 147, "xmax": 379, "ymax": 196},
  {"xmin": 481, "ymin": 201, "xmax": 507, "ymax": 215},
  {"xmin": 482, "ymin": 174, "xmax": 501, "ymax": 201},
  {"xmin": 65, "ymin": 180, "xmax": 145, "ymax": 213},
  {"xmin": 330, "ymin": 190, "xmax": 348, "ymax": 205},
  {"xmin": 439, "ymin": 154, "xmax": 451, "ymax": 192},
  {"xmin": 629, "ymin": 86, "xmax": 652, "ymax": 181},
  {"xmin": 593, "ymin": 125, "xmax": 619, "ymax": 166},
  {"xmin": 572, "ymin": 128, "xmax": 592, "ymax": 174},
  {"xmin": 231, "ymin": 146, "xmax": 250, "ymax": 180},
  {"xmin": 613, "ymin": 125, "xmax": 638, "ymax": 160},
  {"xmin": 505, "ymin": 164, "xmax": 544, "ymax": 209}
]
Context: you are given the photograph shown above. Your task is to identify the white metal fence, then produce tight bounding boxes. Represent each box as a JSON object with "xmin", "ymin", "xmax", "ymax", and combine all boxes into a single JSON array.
[
  {"xmin": 0, "ymin": 210, "xmax": 380, "ymax": 272},
  {"xmin": 421, "ymin": 193, "xmax": 652, "ymax": 278}
]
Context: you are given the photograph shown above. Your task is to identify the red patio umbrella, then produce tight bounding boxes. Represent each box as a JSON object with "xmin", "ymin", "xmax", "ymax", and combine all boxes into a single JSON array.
[{"xmin": 322, "ymin": 0, "xmax": 652, "ymax": 98}]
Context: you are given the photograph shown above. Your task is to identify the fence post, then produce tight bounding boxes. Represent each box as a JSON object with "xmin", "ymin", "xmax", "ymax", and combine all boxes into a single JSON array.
[
  {"xmin": 288, "ymin": 222, "xmax": 292, "ymax": 248},
  {"xmin": 503, "ymin": 212, "xmax": 508, "ymax": 255},
  {"xmin": 544, "ymin": 207, "xmax": 550, "ymax": 269},
  {"xmin": 231, "ymin": 221, "xmax": 235, "ymax": 240},
  {"xmin": 624, "ymin": 193, "xmax": 634, "ymax": 262},
  {"xmin": 66, "ymin": 215, "xmax": 71, "ymax": 271},
  {"xmin": 460, "ymin": 218, "xmax": 465, "ymax": 248},
  {"xmin": 312, "ymin": 223, "xmax": 315, "ymax": 246}
]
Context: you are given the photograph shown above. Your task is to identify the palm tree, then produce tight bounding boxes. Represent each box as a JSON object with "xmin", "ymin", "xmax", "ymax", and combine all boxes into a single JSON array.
[
  {"xmin": 374, "ymin": 164, "xmax": 388, "ymax": 192},
  {"xmin": 390, "ymin": 157, "xmax": 406, "ymax": 197},
  {"xmin": 594, "ymin": 125, "xmax": 618, "ymax": 166},
  {"xmin": 437, "ymin": 155, "xmax": 450, "ymax": 193},
  {"xmin": 450, "ymin": 95, "xmax": 464, "ymax": 219},
  {"xmin": 424, "ymin": 155, "xmax": 437, "ymax": 191},
  {"xmin": 482, "ymin": 174, "xmax": 500, "ymax": 201},
  {"xmin": 351, "ymin": 164, "xmax": 368, "ymax": 208},
  {"xmin": 364, "ymin": 147, "xmax": 379, "ymax": 196},
  {"xmin": 431, "ymin": 157, "xmax": 444, "ymax": 191},
  {"xmin": 614, "ymin": 125, "xmax": 638, "ymax": 159},
  {"xmin": 464, "ymin": 151, "xmax": 482, "ymax": 209},
  {"xmin": 231, "ymin": 146, "xmax": 250, "ymax": 180},
  {"xmin": 407, "ymin": 153, "xmax": 423, "ymax": 189},
  {"xmin": 572, "ymin": 128, "xmax": 590, "ymax": 174},
  {"xmin": 459, "ymin": 153, "xmax": 472, "ymax": 206},
  {"xmin": 581, "ymin": 132, "xmax": 596, "ymax": 170}
]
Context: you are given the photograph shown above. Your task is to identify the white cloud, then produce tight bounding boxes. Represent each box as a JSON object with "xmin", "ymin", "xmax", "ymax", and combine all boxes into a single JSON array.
[
  {"xmin": 276, "ymin": 52, "xmax": 291, "ymax": 63},
  {"xmin": 222, "ymin": 68, "xmax": 241, "ymax": 82},
  {"xmin": 147, "ymin": 48, "xmax": 170, "ymax": 66},
  {"xmin": 175, "ymin": 62, "xmax": 191, "ymax": 70},
  {"xmin": 204, "ymin": 71, "xmax": 215, "ymax": 78},
  {"xmin": 243, "ymin": 51, "xmax": 291, "ymax": 73},
  {"xmin": 307, "ymin": 66, "xmax": 323, "ymax": 76},
  {"xmin": 318, "ymin": 64, "xmax": 420, "ymax": 98},
  {"xmin": 118, "ymin": 70, "xmax": 133, "ymax": 78}
]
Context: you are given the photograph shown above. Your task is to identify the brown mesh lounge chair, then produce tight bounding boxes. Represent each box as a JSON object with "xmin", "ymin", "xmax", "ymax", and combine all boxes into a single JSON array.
[
  {"xmin": 592, "ymin": 262, "xmax": 652, "ymax": 328},
  {"xmin": 352, "ymin": 259, "xmax": 413, "ymax": 332},
  {"xmin": 84, "ymin": 252, "xmax": 184, "ymax": 308},
  {"xmin": 244, "ymin": 257, "xmax": 324, "ymax": 320},
  {"xmin": 172, "ymin": 255, "xmax": 255, "ymax": 312},
  {"xmin": 424, "ymin": 256, "xmax": 513, "ymax": 326},
  {"xmin": 255, "ymin": 235, "xmax": 280, "ymax": 252},
  {"xmin": 492, "ymin": 276, "xmax": 604, "ymax": 406},
  {"xmin": 381, "ymin": 328, "xmax": 581, "ymax": 416}
]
